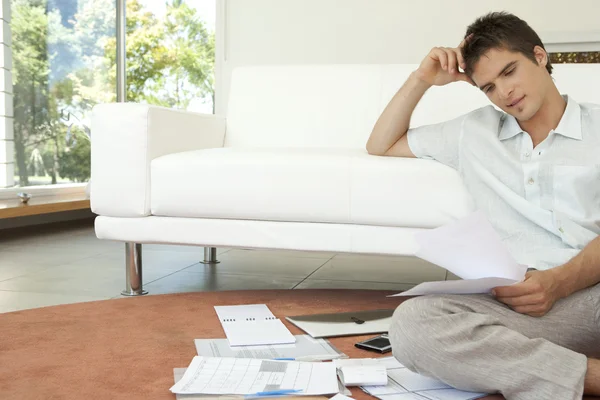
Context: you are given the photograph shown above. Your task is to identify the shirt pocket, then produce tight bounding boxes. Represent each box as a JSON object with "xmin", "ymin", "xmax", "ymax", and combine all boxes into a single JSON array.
[{"xmin": 552, "ymin": 165, "xmax": 600, "ymax": 221}]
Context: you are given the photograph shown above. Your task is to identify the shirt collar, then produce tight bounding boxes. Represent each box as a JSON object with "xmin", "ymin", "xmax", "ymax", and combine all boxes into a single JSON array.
[
  {"xmin": 498, "ymin": 112, "xmax": 523, "ymax": 141},
  {"xmin": 498, "ymin": 95, "xmax": 582, "ymax": 141},
  {"xmin": 554, "ymin": 95, "xmax": 582, "ymax": 140}
]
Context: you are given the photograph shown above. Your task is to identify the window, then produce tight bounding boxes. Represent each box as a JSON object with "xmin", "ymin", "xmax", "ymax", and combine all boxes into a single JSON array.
[
  {"xmin": 0, "ymin": 0, "xmax": 215, "ymax": 190},
  {"xmin": 5, "ymin": 0, "xmax": 116, "ymax": 188},
  {"xmin": 134, "ymin": 0, "xmax": 215, "ymax": 114}
]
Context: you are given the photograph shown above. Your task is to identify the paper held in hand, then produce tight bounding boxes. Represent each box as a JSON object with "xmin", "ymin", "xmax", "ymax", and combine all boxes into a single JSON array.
[{"xmin": 392, "ymin": 211, "xmax": 528, "ymax": 297}]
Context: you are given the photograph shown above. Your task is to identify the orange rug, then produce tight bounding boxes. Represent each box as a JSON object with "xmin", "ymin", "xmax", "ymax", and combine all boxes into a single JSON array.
[{"xmin": 0, "ymin": 289, "xmax": 593, "ymax": 400}]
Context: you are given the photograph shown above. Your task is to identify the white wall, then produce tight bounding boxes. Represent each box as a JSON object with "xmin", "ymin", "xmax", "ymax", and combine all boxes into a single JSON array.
[{"xmin": 216, "ymin": 0, "xmax": 600, "ymax": 114}]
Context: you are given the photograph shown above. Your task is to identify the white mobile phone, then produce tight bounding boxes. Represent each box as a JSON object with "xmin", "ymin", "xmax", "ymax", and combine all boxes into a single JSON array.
[{"xmin": 354, "ymin": 334, "xmax": 392, "ymax": 353}]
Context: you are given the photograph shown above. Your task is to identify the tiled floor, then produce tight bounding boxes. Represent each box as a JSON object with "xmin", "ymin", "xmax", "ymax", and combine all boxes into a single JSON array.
[{"xmin": 0, "ymin": 219, "xmax": 454, "ymax": 314}]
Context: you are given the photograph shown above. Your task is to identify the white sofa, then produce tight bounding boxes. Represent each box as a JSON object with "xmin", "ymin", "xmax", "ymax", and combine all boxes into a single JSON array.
[{"xmin": 91, "ymin": 63, "xmax": 600, "ymax": 295}]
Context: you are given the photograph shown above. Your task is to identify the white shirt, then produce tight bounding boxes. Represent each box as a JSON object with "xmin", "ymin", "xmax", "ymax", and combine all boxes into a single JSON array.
[{"xmin": 408, "ymin": 95, "xmax": 600, "ymax": 270}]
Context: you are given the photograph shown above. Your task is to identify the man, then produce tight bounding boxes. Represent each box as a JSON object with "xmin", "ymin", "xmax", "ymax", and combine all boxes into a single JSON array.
[{"xmin": 366, "ymin": 12, "xmax": 600, "ymax": 400}]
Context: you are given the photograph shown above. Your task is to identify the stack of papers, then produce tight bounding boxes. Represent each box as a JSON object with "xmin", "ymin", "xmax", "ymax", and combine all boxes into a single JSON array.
[
  {"xmin": 172, "ymin": 369, "xmax": 335, "ymax": 400},
  {"xmin": 215, "ymin": 304, "xmax": 295, "ymax": 346},
  {"xmin": 360, "ymin": 357, "xmax": 486, "ymax": 400},
  {"xmin": 334, "ymin": 359, "xmax": 387, "ymax": 387},
  {"xmin": 195, "ymin": 335, "xmax": 346, "ymax": 361},
  {"xmin": 394, "ymin": 211, "xmax": 528, "ymax": 297},
  {"xmin": 170, "ymin": 357, "xmax": 339, "ymax": 396},
  {"xmin": 173, "ymin": 368, "xmax": 238, "ymax": 400}
]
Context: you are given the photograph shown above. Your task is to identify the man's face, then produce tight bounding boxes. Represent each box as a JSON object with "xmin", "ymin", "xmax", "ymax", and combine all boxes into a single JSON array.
[{"xmin": 471, "ymin": 47, "xmax": 549, "ymax": 121}]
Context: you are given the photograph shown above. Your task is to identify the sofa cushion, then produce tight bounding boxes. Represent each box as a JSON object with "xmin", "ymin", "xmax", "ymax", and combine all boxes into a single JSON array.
[{"xmin": 150, "ymin": 148, "xmax": 475, "ymax": 228}]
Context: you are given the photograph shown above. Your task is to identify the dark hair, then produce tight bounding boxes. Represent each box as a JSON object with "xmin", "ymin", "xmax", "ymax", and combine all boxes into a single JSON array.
[{"xmin": 461, "ymin": 12, "xmax": 552, "ymax": 78}]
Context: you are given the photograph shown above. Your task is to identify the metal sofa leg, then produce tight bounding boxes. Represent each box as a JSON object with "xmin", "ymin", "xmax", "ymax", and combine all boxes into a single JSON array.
[
  {"xmin": 200, "ymin": 247, "xmax": 220, "ymax": 264},
  {"xmin": 121, "ymin": 243, "xmax": 148, "ymax": 296}
]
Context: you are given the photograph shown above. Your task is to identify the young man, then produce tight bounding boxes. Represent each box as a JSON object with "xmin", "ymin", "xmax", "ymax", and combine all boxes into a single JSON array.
[{"xmin": 366, "ymin": 12, "xmax": 600, "ymax": 400}]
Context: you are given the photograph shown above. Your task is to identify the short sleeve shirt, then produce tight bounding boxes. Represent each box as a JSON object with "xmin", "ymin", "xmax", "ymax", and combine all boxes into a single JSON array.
[{"xmin": 407, "ymin": 95, "xmax": 600, "ymax": 269}]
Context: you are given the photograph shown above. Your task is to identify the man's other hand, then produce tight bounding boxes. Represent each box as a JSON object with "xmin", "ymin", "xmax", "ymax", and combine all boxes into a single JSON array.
[
  {"xmin": 414, "ymin": 35, "xmax": 475, "ymax": 87},
  {"xmin": 492, "ymin": 269, "xmax": 563, "ymax": 317}
]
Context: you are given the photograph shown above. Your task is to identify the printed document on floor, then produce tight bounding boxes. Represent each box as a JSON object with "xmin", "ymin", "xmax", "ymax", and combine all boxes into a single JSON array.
[
  {"xmin": 172, "ymin": 368, "xmax": 334, "ymax": 400},
  {"xmin": 170, "ymin": 357, "xmax": 339, "ymax": 395},
  {"xmin": 214, "ymin": 304, "xmax": 295, "ymax": 346},
  {"xmin": 194, "ymin": 335, "xmax": 346, "ymax": 361},
  {"xmin": 359, "ymin": 357, "xmax": 487, "ymax": 400}
]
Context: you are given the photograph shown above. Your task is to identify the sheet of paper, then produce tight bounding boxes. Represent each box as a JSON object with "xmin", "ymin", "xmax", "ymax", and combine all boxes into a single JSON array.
[
  {"xmin": 390, "ymin": 211, "xmax": 527, "ymax": 297},
  {"xmin": 334, "ymin": 358, "xmax": 379, "ymax": 368},
  {"xmin": 375, "ymin": 394, "xmax": 428, "ymax": 400},
  {"xmin": 173, "ymin": 368, "xmax": 239, "ymax": 400},
  {"xmin": 173, "ymin": 368, "xmax": 334, "ymax": 400},
  {"xmin": 374, "ymin": 391, "xmax": 486, "ymax": 400},
  {"xmin": 214, "ymin": 304, "xmax": 277, "ymax": 321},
  {"xmin": 362, "ymin": 380, "xmax": 408, "ymax": 395},
  {"xmin": 222, "ymin": 319, "xmax": 295, "ymax": 346},
  {"xmin": 414, "ymin": 211, "xmax": 526, "ymax": 280},
  {"xmin": 391, "ymin": 277, "xmax": 518, "ymax": 297},
  {"xmin": 170, "ymin": 357, "xmax": 339, "ymax": 395},
  {"xmin": 359, "ymin": 357, "xmax": 487, "ymax": 400},
  {"xmin": 387, "ymin": 368, "xmax": 451, "ymax": 392},
  {"xmin": 194, "ymin": 335, "xmax": 346, "ymax": 361},
  {"xmin": 330, "ymin": 395, "xmax": 355, "ymax": 400},
  {"xmin": 376, "ymin": 357, "xmax": 404, "ymax": 369},
  {"xmin": 339, "ymin": 365, "xmax": 387, "ymax": 387},
  {"xmin": 214, "ymin": 304, "xmax": 295, "ymax": 346},
  {"xmin": 417, "ymin": 388, "xmax": 488, "ymax": 400}
]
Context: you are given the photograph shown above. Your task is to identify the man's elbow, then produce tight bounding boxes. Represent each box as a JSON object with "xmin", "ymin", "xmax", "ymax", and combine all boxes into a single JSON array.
[{"xmin": 366, "ymin": 141, "xmax": 386, "ymax": 156}]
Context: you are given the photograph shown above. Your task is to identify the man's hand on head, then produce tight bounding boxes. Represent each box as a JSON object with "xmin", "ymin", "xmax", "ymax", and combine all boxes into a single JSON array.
[
  {"xmin": 491, "ymin": 269, "xmax": 564, "ymax": 317},
  {"xmin": 414, "ymin": 35, "xmax": 476, "ymax": 87}
]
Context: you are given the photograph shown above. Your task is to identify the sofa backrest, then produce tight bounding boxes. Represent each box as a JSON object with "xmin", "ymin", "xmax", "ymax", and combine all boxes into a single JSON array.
[{"xmin": 224, "ymin": 64, "xmax": 600, "ymax": 148}]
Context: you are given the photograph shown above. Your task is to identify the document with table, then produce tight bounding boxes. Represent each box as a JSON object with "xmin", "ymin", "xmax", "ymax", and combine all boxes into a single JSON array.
[
  {"xmin": 194, "ymin": 335, "xmax": 346, "ymax": 361},
  {"xmin": 358, "ymin": 357, "xmax": 486, "ymax": 400},
  {"xmin": 170, "ymin": 357, "xmax": 339, "ymax": 396}
]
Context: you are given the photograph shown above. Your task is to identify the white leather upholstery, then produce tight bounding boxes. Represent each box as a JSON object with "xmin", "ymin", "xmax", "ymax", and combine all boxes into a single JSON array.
[
  {"xmin": 91, "ymin": 63, "xmax": 600, "ymax": 256},
  {"xmin": 95, "ymin": 216, "xmax": 422, "ymax": 256},
  {"xmin": 91, "ymin": 104, "xmax": 226, "ymax": 217},
  {"xmin": 151, "ymin": 147, "xmax": 475, "ymax": 228},
  {"xmin": 225, "ymin": 64, "xmax": 490, "ymax": 148}
]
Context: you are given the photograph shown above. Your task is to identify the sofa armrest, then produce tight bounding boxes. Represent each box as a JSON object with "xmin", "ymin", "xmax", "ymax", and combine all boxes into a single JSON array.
[{"xmin": 91, "ymin": 103, "xmax": 226, "ymax": 217}]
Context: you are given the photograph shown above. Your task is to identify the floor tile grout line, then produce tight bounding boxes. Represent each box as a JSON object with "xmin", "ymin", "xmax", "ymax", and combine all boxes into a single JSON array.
[
  {"xmin": 218, "ymin": 252, "xmax": 335, "ymax": 261},
  {"xmin": 291, "ymin": 254, "xmax": 337, "ymax": 289},
  {"xmin": 144, "ymin": 268, "xmax": 312, "ymax": 286},
  {"xmin": 0, "ymin": 266, "xmax": 58, "ymax": 283},
  {"xmin": 139, "ymin": 261, "xmax": 209, "ymax": 285}
]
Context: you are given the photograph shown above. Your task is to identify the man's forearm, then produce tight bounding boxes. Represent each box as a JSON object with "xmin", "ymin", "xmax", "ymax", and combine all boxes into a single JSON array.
[
  {"xmin": 366, "ymin": 72, "xmax": 431, "ymax": 155},
  {"xmin": 552, "ymin": 235, "xmax": 600, "ymax": 298}
]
